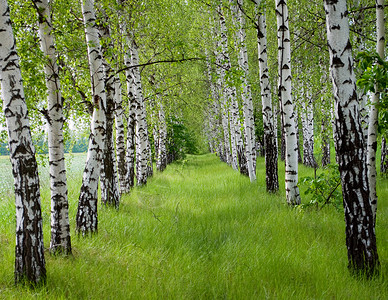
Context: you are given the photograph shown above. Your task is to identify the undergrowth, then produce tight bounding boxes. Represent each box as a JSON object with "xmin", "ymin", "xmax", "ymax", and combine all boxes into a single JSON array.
[{"xmin": 0, "ymin": 153, "xmax": 387, "ymax": 299}]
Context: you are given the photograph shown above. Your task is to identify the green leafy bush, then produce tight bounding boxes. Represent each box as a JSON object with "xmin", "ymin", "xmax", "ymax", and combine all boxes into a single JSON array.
[{"xmin": 301, "ymin": 164, "xmax": 342, "ymax": 211}]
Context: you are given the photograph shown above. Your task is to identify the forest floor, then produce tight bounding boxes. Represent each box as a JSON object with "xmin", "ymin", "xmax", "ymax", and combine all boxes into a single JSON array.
[{"xmin": 0, "ymin": 153, "xmax": 387, "ymax": 299}]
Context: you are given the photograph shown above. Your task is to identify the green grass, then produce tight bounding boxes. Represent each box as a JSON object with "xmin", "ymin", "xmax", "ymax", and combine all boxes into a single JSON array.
[{"xmin": 0, "ymin": 153, "xmax": 387, "ymax": 299}]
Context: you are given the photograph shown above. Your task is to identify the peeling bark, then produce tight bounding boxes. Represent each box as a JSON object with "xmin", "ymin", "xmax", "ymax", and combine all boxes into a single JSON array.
[
  {"xmin": 76, "ymin": 0, "xmax": 107, "ymax": 234},
  {"xmin": 324, "ymin": 0, "xmax": 379, "ymax": 276},
  {"xmin": 0, "ymin": 0, "xmax": 46, "ymax": 284},
  {"xmin": 33, "ymin": 0, "xmax": 71, "ymax": 254}
]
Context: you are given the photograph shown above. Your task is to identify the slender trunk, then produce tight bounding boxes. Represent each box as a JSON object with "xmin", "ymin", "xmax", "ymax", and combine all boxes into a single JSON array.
[
  {"xmin": 218, "ymin": 4, "xmax": 235, "ymax": 168},
  {"xmin": 367, "ymin": 0, "xmax": 385, "ymax": 223},
  {"xmin": 324, "ymin": 0, "xmax": 379, "ymax": 276},
  {"xmin": 157, "ymin": 102, "xmax": 168, "ymax": 171},
  {"xmin": 275, "ymin": 0, "xmax": 300, "ymax": 204},
  {"xmin": 236, "ymin": 0, "xmax": 256, "ymax": 181},
  {"xmin": 0, "ymin": 0, "xmax": 46, "ymax": 284},
  {"xmin": 100, "ymin": 17, "xmax": 120, "ymax": 209},
  {"xmin": 301, "ymin": 96, "xmax": 317, "ymax": 168},
  {"xmin": 221, "ymin": 5, "xmax": 239, "ymax": 170},
  {"xmin": 33, "ymin": 0, "xmax": 71, "ymax": 254},
  {"xmin": 114, "ymin": 77, "xmax": 128, "ymax": 194},
  {"xmin": 124, "ymin": 49, "xmax": 136, "ymax": 189},
  {"xmin": 256, "ymin": 1, "xmax": 279, "ymax": 192},
  {"xmin": 76, "ymin": 0, "xmax": 106, "ymax": 234},
  {"xmin": 131, "ymin": 41, "xmax": 149, "ymax": 185}
]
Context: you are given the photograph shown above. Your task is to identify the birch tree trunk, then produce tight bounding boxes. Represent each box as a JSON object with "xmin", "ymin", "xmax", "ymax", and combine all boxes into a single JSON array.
[
  {"xmin": 99, "ymin": 19, "xmax": 120, "ymax": 209},
  {"xmin": 324, "ymin": 0, "xmax": 379, "ymax": 276},
  {"xmin": 131, "ymin": 40, "xmax": 149, "ymax": 185},
  {"xmin": 275, "ymin": 0, "xmax": 300, "ymax": 204},
  {"xmin": 218, "ymin": 4, "xmax": 234, "ymax": 168},
  {"xmin": 367, "ymin": 0, "xmax": 385, "ymax": 223},
  {"xmin": 76, "ymin": 0, "xmax": 106, "ymax": 234},
  {"xmin": 301, "ymin": 95, "xmax": 317, "ymax": 168},
  {"xmin": 114, "ymin": 77, "xmax": 128, "ymax": 194},
  {"xmin": 157, "ymin": 101, "xmax": 168, "ymax": 172},
  {"xmin": 236, "ymin": 0, "xmax": 256, "ymax": 182},
  {"xmin": 122, "ymin": 33, "xmax": 136, "ymax": 191},
  {"xmin": 256, "ymin": 0, "xmax": 279, "ymax": 192},
  {"xmin": 33, "ymin": 0, "xmax": 71, "ymax": 254},
  {"xmin": 0, "ymin": 0, "xmax": 46, "ymax": 284}
]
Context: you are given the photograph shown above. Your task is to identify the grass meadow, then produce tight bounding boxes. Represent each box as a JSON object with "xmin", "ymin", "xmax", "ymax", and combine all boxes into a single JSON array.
[{"xmin": 0, "ymin": 153, "xmax": 387, "ymax": 299}]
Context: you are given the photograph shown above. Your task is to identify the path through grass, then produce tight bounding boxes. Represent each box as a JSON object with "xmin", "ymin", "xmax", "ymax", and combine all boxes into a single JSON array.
[{"xmin": 0, "ymin": 154, "xmax": 387, "ymax": 299}]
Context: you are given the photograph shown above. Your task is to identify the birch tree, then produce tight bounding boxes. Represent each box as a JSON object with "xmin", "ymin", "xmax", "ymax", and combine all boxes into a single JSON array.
[
  {"xmin": 99, "ymin": 16, "xmax": 120, "ymax": 209},
  {"xmin": 301, "ymin": 95, "xmax": 317, "ymax": 168},
  {"xmin": 0, "ymin": 0, "xmax": 46, "ymax": 284},
  {"xmin": 323, "ymin": 0, "xmax": 379, "ymax": 276},
  {"xmin": 256, "ymin": 0, "xmax": 279, "ymax": 192},
  {"xmin": 275, "ymin": 0, "xmax": 300, "ymax": 204},
  {"xmin": 232, "ymin": 0, "xmax": 256, "ymax": 181},
  {"xmin": 366, "ymin": 0, "xmax": 385, "ymax": 223},
  {"xmin": 131, "ymin": 40, "xmax": 149, "ymax": 185},
  {"xmin": 32, "ymin": 0, "xmax": 71, "ymax": 254},
  {"xmin": 76, "ymin": 0, "xmax": 107, "ymax": 234},
  {"xmin": 114, "ymin": 77, "xmax": 128, "ymax": 193}
]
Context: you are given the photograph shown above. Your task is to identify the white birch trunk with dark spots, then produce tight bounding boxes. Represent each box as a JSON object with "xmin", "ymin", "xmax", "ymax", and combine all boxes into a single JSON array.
[
  {"xmin": 76, "ymin": 0, "xmax": 106, "ymax": 234},
  {"xmin": 256, "ymin": 1, "xmax": 279, "ymax": 192},
  {"xmin": 324, "ymin": 0, "xmax": 379, "ymax": 276},
  {"xmin": 367, "ymin": 0, "xmax": 385, "ymax": 223},
  {"xmin": 114, "ymin": 77, "xmax": 128, "ymax": 194},
  {"xmin": 157, "ymin": 101, "xmax": 167, "ymax": 172},
  {"xmin": 217, "ymin": 4, "xmax": 233, "ymax": 167},
  {"xmin": 351, "ymin": 0, "xmax": 368, "ymax": 145},
  {"xmin": 218, "ymin": 4, "xmax": 239, "ymax": 170},
  {"xmin": 0, "ymin": 0, "xmax": 46, "ymax": 284},
  {"xmin": 99, "ymin": 20, "xmax": 120, "ymax": 209},
  {"xmin": 123, "ymin": 41, "xmax": 136, "ymax": 190},
  {"xmin": 33, "ymin": 0, "xmax": 71, "ymax": 254},
  {"xmin": 301, "ymin": 95, "xmax": 317, "ymax": 168},
  {"xmin": 236, "ymin": 0, "xmax": 256, "ymax": 181},
  {"xmin": 131, "ymin": 41, "xmax": 149, "ymax": 185},
  {"xmin": 275, "ymin": 0, "xmax": 300, "ymax": 204},
  {"xmin": 229, "ymin": 88, "xmax": 241, "ymax": 172},
  {"xmin": 222, "ymin": 5, "xmax": 248, "ymax": 174}
]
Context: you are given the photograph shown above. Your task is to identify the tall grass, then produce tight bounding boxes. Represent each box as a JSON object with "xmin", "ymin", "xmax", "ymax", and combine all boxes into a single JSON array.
[{"xmin": 0, "ymin": 153, "xmax": 387, "ymax": 299}]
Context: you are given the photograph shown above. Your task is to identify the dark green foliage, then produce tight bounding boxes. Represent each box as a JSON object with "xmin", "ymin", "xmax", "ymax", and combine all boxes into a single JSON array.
[
  {"xmin": 301, "ymin": 164, "xmax": 342, "ymax": 211},
  {"xmin": 166, "ymin": 116, "xmax": 198, "ymax": 162}
]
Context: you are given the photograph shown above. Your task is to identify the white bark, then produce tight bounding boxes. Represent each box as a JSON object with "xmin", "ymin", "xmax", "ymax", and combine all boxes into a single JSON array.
[
  {"xmin": 99, "ymin": 19, "xmax": 120, "ymax": 209},
  {"xmin": 324, "ymin": 0, "xmax": 379, "ymax": 275},
  {"xmin": 301, "ymin": 94, "xmax": 317, "ymax": 168},
  {"xmin": 275, "ymin": 0, "xmax": 300, "ymax": 204},
  {"xmin": 114, "ymin": 77, "xmax": 128, "ymax": 194},
  {"xmin": 76, "ymin": 0, "xmax": 106, "ymax": 234},
  {"xmin": 131, "ymin": 41, "xmax": 149, "ymax": 185},
  {"xmin": 256, "ymin": 1, "xmax": 279, "ymax": 192},
  {"xmin": 0, "ymin": 0, "xmax": 46, "ymax": 284},
  {"xmin": 367, "ymin": 0, "xmax": 385, "ymax": 223},
  {"xmin": 219, "ymin": 5, "xmax": 239, "ymax": 170},
  {"xmin": 33, "ymin": 0, "xmax": 71, "ymax": 254},
  {"xmin": 235, "ymin": 0, "xmax": 256, "ymax": 181},
  {"xmin": 157, "ymin": 101, "xmax": 167, "ymax": 171}
]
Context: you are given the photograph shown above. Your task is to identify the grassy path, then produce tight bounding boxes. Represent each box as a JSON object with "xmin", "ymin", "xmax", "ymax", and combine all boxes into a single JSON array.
[{"xmin": 0, "ymin": 154, "xmax": 387, "ymax": 298}]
